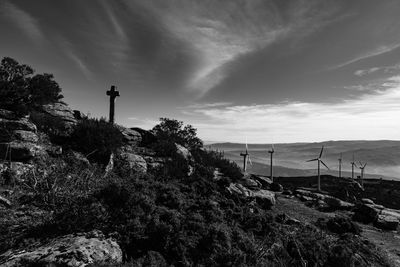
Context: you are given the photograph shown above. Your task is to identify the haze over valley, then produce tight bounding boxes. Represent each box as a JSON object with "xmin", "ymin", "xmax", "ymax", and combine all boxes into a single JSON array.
[{"xmin": 210, "ymin": 140, "xmax": 400, "ymax": 180}]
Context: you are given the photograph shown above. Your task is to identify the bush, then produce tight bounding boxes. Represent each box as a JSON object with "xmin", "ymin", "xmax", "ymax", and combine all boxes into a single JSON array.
[
  {"xmin": 317, "ymin": 216, "xmax": 361, "ymax": 235},
  {"xmin": 152, "ymin": 118, "xmax": 203, "ymax": 151},
  {"xmin": 68, "ymin": 117, "xmax": 124, "ymax": 165}
]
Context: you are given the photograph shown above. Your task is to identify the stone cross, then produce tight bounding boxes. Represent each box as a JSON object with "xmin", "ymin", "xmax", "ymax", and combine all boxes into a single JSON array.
[{"xmin": 106, "ymin": 85, "xmax": 120, "ymax": 124}]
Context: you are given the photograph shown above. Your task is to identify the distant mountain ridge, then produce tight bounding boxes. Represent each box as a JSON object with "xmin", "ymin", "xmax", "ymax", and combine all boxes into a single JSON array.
[{"xmin": 208, "ymin": 140, "xmax": 400, "ymax": 180}]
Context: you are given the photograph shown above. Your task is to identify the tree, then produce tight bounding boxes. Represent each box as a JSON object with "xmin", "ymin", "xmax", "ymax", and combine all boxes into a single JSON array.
[
  {"xmin": 152, "ymin": 118, "xmax": 203, "ymax": 150},
  {"xmin": 0, "ymin": 57, "xmax": 63, "ymax": 113}
]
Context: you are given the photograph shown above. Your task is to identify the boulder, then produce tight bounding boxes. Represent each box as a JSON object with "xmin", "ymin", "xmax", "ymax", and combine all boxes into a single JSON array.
[
  {"xmin": 226, "ymin": 183, "xmax": 275, "ymax": 207},
  {"xmin": 251, "ymin": 175, "xmax": 272, "ymax": 188},
  {"xmin": 0, "ymin": 142, "xmax": 46, "ymax": 162},
  {"xmin": 116, "ymin": 152, "xmax": 147, "ymax": 174},
  {"xmin": 143, "ymin": 156, "xmax": 166, "ymax": 171},
  {"xmin": 240, "ymin": 178, "xmax": 261, "ymax": 189},
  {"xmin": 118, "ymin": 126, "xmax": 142, "ymax": 146},
  {"xmin": 270, "ymin": 182, "xmax": 283, "ymax": 192},
  {"xmin": 41, "ymin": 102, "xmax": 77, "ymax": 124},
  {"xmin": 0, "ymin": 230, "xmax": 122, "ymax": 266},
  {"xmin": 352, "ymin": 204, "xmax": 380, "ymax": 224},
  {"xmin": 131, "ymin": 127, "xmax": 157, "ymax": 146},
  {"xmin": 374, "ymin": 214, "xmax": 399, "ymax": 231}
]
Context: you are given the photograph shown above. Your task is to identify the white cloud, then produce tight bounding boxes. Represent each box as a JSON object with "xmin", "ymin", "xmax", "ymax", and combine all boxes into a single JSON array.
[
  {"xmin": 354, "ymin": 64, "xmax": 400, "ymax": 76},
  {"xmin": 185, "ymin": 81, "xmax": 400, "ymax": 143},
  {"xmin": 0, "ymin": 1, "xmax": 43, "ymax": 44}
]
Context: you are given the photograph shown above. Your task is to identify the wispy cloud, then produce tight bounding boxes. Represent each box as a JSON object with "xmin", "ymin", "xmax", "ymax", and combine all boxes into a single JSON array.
[
  {"xmin": 184, "ymin": 78, "xmax": 400, "ymax": 143},
  {"xmin": 331, "ymin": 44, "xmax": 400, "ymax": 70},
  {"xmin": 0, "ymin": 1, "xmax": 43, "ymax": 44},
  {"xmin": 127, "ymin": 117, "xmax": 158, "ymax": 130},
  {"xmin": 181, "ymin": 102, "xmax": 232, "ymax": 109}
]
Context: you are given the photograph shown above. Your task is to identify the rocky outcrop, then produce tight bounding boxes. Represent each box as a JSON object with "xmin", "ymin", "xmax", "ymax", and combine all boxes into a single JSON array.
[
  {"xmin": 41, "ymin": 102, "xmax": 77, "ymax": 124},
  {"xmin": 0, "ymin": 109, "xmax": 46, "ymax": 162},
  {"xmin": 118, "ymin": 126, "xmax": 142, "ymax": 146},
  {"xmin": 116, "ymin": 152, "xmax": 147, "ymax": 174},
  {"xmin": 251, "ymin": 175, "xmax": 272, "ymax": 188},
  {"xmin": 374, "ymin": 214, "xmax": 399, "ymax": 231},
  {"xmin": 0, "ymin": 230, "xmax": 122, "ymax": 266},
  {"xmin": 294, "ymin": 189, "xmax": 354, "ymax": 210},
  {"xmin": 131, "ymin": 127, "xmax": 157, "ymax": 146},
  {"xmin": 226, "ymin": 183, "xmax": 276, "ymax": 207}
]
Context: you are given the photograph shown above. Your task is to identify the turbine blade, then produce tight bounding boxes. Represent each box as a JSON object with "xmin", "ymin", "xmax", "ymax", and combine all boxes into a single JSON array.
[
  {"xmin": 339, "ymin": 152, "xmax": 342, "ymax": 160},
  {"xmin": 321, "ymin": 160, "xmax": 330, "ymax": 170},
  {"xmin": 306, "ymin": 158, "xmax": 318, "ymax": 162},
  {"xmin": 272, "ymin": 143, "xmax": 275, "ymax": 152},
  {"xmin": 319, "ymin": 146, "xmax": 324, "ymax": 158},
  {"xmin": 248, "ymin": 156, "xmax": 252, "ymax": 165}
]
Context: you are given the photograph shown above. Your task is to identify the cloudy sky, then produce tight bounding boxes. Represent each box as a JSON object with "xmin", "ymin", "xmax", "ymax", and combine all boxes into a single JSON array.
[{"xmin": 1, "ymin": 0, "xmax": 400, "ymax": 143}]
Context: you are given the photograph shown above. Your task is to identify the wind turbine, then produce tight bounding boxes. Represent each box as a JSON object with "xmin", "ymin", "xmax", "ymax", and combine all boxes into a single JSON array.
[
  {"xmin": 358, "ymin": 161, "xmax": 367, "ymax": 189},
  {"xmin": 306, "ymin": 146, "xmax": 329, "ymax": 192},
  {"xmin": 240, "ymin": 138, "xmax": 252, "ymax": 172},
  {"xmin": 338, "ymin": 153, "xmax": 342, "ymax": 179},
  {"xmin": 268, "ymin": 144, "xmax": 275, "ymax": 182},
  {"xmin": 350, "ymin": 154, "xmax": 357, "ymax": 179}
]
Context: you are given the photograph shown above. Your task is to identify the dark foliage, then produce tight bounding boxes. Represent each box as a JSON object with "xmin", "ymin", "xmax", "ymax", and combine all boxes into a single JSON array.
[
  {"xmin": 0, "ymin": 57, "xmax": 63, "ymax": 114},
  {"xmin": 68, "ymin": 117, "xmax": 124, "ymax": 164},
  {"xmin": 152, "ymin": 118, "xmax": 203, "ymax": 151}
]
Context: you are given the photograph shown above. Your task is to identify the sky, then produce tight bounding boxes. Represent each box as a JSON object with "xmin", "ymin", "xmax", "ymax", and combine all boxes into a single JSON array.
[{"xmin": 1, "ymin": 0, "xmax": 400, "ymax": 143}]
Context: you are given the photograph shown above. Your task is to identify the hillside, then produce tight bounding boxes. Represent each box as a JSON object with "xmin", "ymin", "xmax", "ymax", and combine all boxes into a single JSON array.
[
  {"xmin": 210, "ymin": 141, "xmax": 400, "ymax": 180},
  {"xmin": 0, "ymin": 57, "xmax": 398, "ymax": 266}
]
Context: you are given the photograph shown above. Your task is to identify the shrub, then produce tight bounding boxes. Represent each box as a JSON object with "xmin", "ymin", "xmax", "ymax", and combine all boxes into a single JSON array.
[
  {"xmin": 68, "ymin": 117, "xmax": 124, "ymax": 164},
  {"xmin": 152, "ymin": 118, "xmax": 203, "ymax": 151}
]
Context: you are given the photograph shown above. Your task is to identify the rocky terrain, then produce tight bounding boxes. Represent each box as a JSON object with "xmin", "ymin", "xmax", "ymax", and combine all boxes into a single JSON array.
[{"xmin": 0, "ymin": 57, "xmax": 399, "ymax": 266}]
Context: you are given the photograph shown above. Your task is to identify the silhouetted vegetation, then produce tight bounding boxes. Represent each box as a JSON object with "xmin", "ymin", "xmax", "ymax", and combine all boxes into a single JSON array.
[
  {"xmin": 0, "ymin": 57, "xmax": 63, "ymax": 114},
  {"xmin": 152, "ymin": 118, "xmax": 203, "ymax": 151},
  {"xmin": 68, "ymin": 117, "xmax": 124, "ymax": 164}
]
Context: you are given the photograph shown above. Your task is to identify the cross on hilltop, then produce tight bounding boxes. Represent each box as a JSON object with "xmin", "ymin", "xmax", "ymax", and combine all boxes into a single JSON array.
[{"xmin": 106, "ymin": 85, "xmax": 120, "ymax": 124}]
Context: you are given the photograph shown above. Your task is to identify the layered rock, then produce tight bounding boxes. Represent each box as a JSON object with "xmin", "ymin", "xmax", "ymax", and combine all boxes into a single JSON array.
[{"xmin": 0, "ymin": 230, "xmax": 122, "ymax": 266}]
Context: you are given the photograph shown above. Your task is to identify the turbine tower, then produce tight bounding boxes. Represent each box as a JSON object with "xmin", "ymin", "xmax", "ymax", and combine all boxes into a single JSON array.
[
  {"xmin": 240, "ymin": 139, "xmax": 252, "ymax": 172},
  {"xmin": 350, "ymin": 153, "xmax": 357, "ymax": 179},
  {"xmin": 268, "ymin": 144, "xmax": 275, "ymax": 182},
  {"xmin": 358, "ymin": 162, "xmax": 367, "ymax": 189},
  {"xmin": 338, "ymin": 153, "xmax": 342, "ymax": 179},
  {"xmin": 306, "ymin": 146, "xmax": 329, "ymax": 192}
]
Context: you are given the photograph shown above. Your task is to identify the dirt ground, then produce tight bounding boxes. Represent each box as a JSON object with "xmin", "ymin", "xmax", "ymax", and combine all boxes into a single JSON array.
[{"xmin": 273, "ymin": 194, "xmax": 400, "ymax": 266}]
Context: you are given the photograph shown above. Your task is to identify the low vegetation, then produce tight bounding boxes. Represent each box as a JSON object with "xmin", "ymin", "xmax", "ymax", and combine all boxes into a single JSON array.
[{"xmin": 0, "ymin": 57, "xmax": 393, "ymax": 266}]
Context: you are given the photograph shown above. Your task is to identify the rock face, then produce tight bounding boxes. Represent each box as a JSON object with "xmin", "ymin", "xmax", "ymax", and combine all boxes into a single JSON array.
[
  {"xmin": 0, "ymin": 109, "xmax": 45, "ymax": 162},
  {"xmin": 116, "ymin": 152, "xmax": 147, "ymax": 174},
  {"xmin": 226, "ymin": 183, "xmax": 275, "ymax": 207},
  {"xmin": 41, "ymin": 102, "xmax": 77, "ymax": 124},
  {"xmin": 40, "ymin": 102, "xmax": 78, "ymax": 136},
  {"xmin": 131, "ymin": 127, "xmax": 157, "ymax": 146},
  {"xmin": 0, "ymin": 230, "xmax": 122, "ymax": 267}
]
